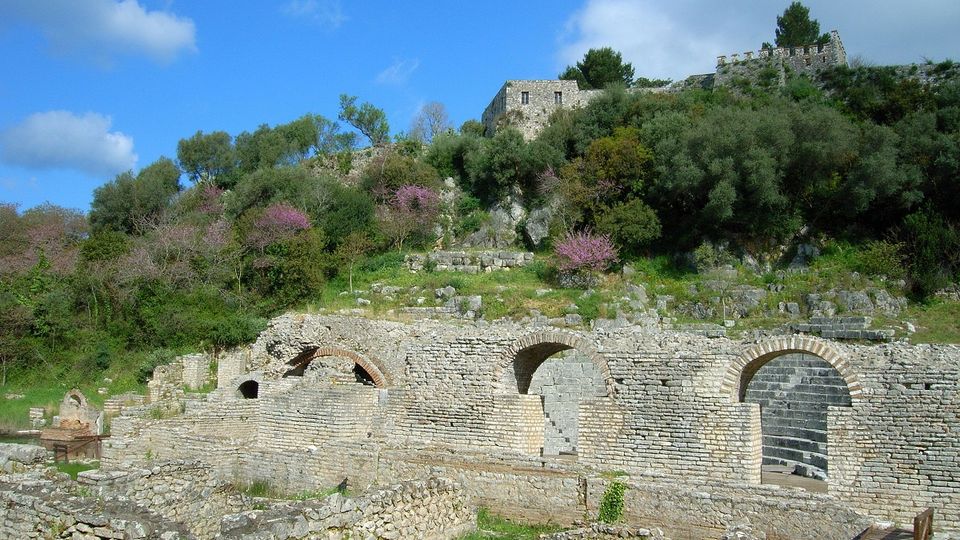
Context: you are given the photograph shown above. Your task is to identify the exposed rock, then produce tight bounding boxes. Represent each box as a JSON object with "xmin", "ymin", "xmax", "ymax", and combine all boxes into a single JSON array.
[
  {"xmin": 524, "ymin": 205, "xmax": 554, "ymax": 248},
  {"xmin": 838, "ymin": 290, "xmax": 874, "ymax": 313},
  {"xmin": 789, "ymin": 243, "xmax": 820, "ymax": 268}
]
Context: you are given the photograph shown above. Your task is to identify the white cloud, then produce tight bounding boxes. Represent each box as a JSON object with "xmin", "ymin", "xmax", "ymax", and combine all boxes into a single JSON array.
[
  {"xmin": 376, "ymin": 58, "xmax": 420, "ymax": 85},
  {"xmin": 1, "ymin": 0, "xmax": 196, "ymax": 64},
  {"xmin": 559, "ymin": 0, "xmax": 726, "ymax": 81},
  {"xmin": 282, "ymin": 0, "xmax": 346, "ymax": 29},
  {"xmin": 0, "ymin": 111, "xmax": 137, "ymax": 177}
]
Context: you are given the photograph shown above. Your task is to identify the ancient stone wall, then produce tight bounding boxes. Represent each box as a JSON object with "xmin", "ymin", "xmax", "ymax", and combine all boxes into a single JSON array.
[
  {"xmin": 180, "ymin": 353, "xmax": 211, "ymax": 390},
  {"xmin": 405, "ymin": 250, "xmax": 533, "ymax": 273},
  {"xmin": 218, "ymin": 477, "xmax": 475, "ymax": 540},
  {"xmin": 529, "ymin": 351, "xmax": 606, "ymax": 455},
  {"xmin": 106, "ymin": 315, "xmax": 960, "ymax": 532},
  {"xmin": 79, "ymin": 460, "xmax": 245, "ymax": 539},
  {"xmin": 715, "ymin": 30, "xmax": 846, "ymax": 88}
]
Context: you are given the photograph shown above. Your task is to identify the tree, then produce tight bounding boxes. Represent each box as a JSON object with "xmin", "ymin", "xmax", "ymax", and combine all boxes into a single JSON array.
[
  {"xmin": 559, "ymin": 47, "xmax": 635, "ymax": 90},
  {"xmin": 378, "ymin": 185, "xmax": 441, "ymax": 251},
  {"xmin": 90, "ymin": 157, "xmax": 181, "ymax": 234},
  {"xmin": 338, "ymin": 94, "xmax": 390, "ymax": 146},
  {"xmin": 335, "ymin": 231, "xmax": 374, "ymax": 293},
  {"xmin": 773, "ymin": 2, "xmax": 829, "ymax": 48},
  {"xmin": 410, "ymin": 102, "xmax": 450, "ymax": 144},
  {"xmin": 176, "ymin": 131, "xmax": 235, "ymax": 184}
]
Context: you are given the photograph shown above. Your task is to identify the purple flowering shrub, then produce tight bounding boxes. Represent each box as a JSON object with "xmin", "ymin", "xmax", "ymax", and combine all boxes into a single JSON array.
[
  {"xmin": 247, "ymin": 203, "xmax": 310, "ymax": 250},
  {"xmin": 554, "ymin": 230, "xmax": 618, "ymax": 276}
]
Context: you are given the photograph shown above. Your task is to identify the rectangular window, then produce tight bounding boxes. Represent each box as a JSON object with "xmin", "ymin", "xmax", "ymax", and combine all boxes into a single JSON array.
[
  {"xmin": 555, "ymin": 91, "xmax": 563, "ymax": 105},
  {"xmin": 521, "ymin": 91, "xmax": 529, "ymax": 105}
]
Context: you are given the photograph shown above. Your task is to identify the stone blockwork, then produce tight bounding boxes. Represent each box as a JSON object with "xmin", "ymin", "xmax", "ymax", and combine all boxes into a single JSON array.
[
  {"xmin": 78, "ymin": 460, "xmax": 245, "ymax": 539},
  {"xmin": 219, "ymin": 477, "xmax": 475, "ymax": 540},
  {"xmin": 529, "ymin": 351, "xmax": 606, "ymax": 455},
  {"xmin": 103, "ymin": 314, "xmax": 960, "ymax": 534},
  {"xmin": 715, "ymin": 30, "xmax": 847, "ymax": 88},
  {"xmin": 405, "ymin": 250, "xmax": 534, "ymax": 273},
  {"xmin": 482, "ymin": 80, "xmax": 589, "ymax": 139}
]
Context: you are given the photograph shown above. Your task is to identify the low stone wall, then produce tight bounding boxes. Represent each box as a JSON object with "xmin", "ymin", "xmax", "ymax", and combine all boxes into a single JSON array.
[
  {"xmin": 405, "ymin": 250, "xmax": 533, "ymax": 273},
  {"xmin": 791, "ymin": 316, "xmax": 894, "ymax": 341},
  {"xmin": 79, "ymin": 460, "xmax": 245, "ymax": 539},
  {"xmin": 543, "ymin": 523, "xmax": 666, "ymax": 540},
  {"xmin": 219, "ymin": 477, "xmax": 475, "ymax": 540}
]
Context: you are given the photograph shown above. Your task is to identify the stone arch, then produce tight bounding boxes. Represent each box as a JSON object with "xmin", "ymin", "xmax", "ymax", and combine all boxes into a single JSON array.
[
  {"xmin": 498, "ymin": 330, "xmax": 614, "ymax": 397},
  {"xmin": 66, "ymin": 389, "xmax": 86, "ymax": 407},
  {"xmin": 283, "ymin": 346, "xmax": 392, "ymax": 388},
  {"xmin": 721, "ymin": 336, "xmax": 862, "ymax": 404}
]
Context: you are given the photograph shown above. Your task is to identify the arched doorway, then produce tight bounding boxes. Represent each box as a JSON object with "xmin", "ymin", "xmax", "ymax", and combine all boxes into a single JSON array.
[
  {"xmin": 725, "ymin": 337, "xmax": 860, "ymax": 489},
  {"xmin": 498, "ymin": 330, "xmax": 613, "ymax": 457}
]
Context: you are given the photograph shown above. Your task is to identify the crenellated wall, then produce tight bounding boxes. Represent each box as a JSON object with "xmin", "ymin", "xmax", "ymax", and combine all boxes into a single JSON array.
[{"xmin": 104, "ymin": 314, "xmax": 960, "ymax": 534}]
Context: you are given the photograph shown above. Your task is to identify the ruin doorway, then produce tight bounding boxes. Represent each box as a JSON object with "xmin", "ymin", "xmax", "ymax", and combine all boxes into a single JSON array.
[
  {"xmin": 741, "ymin": 352, "xmax": 852, "ymax": 489},
  {"xmin": 527, "ymin": 349, "xmax": 606, "ymax": 456}
]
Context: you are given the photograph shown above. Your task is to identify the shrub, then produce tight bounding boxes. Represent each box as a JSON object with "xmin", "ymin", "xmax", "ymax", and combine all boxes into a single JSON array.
[
  {"xmin": 853, "ymin": 240, "xmax": 906, "ymax": 279},
  {"xmin": 554, "ymin": 231, "xmax": 618, "ymax": 273},
  {"xmin": 598, "ymin": 480, "xmax": 626, "ymax": 523}
]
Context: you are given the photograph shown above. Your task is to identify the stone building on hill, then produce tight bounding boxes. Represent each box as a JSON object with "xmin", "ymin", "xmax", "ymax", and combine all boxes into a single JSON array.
[{"xmin": 482, "ymin": 31, "xmax": 848, "ymax": 139}]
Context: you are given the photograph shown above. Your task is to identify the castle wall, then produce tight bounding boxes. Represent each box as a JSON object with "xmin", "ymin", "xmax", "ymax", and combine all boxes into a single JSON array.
[
  {"xmin": 106, "ymin": 315, "xmax": 960, "ymax": 532},
  {"xmin": 482, "ymin": 79, "xmax": 586, "ymax": 139}
]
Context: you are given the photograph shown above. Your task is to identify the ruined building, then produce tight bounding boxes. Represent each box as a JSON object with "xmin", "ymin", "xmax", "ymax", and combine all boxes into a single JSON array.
[
  {"xmin": 86, "ymin": 313, "xmax": 960, "ymax": 538},
  {"xmin": 483, "ymin": 31, "xmax": 848, "ymax": 139}
]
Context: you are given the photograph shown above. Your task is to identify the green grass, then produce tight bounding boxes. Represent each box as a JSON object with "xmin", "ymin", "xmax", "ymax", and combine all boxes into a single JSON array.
[
  {"xmin": 237, "ymin": 480, "xmax": 349, "ymax": 500},
  {"xmin": 56, "ymin": 461, "xmax": 99, "ymax": 480},
  {"xmin": 906, "ymin": 301, "xmax": 960, "ymax": 343},
  {"xmin": 457, "ymin": 508, "xmax": 563, "ymax": 540}
]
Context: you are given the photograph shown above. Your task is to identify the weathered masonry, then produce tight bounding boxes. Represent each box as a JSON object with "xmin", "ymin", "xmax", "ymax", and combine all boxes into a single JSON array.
[
  {"xmin": 104, "ymin": 314, "xmax": 960, "ymax": 537},
  {"xmin": 482, "ymin": 31, "xmax": 848, "ymax": 140}
]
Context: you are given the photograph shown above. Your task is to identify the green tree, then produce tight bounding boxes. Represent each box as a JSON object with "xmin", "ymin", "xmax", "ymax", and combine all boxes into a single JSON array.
[
  {"xmin": 176, "ymin": 131, "xmax": 236, "ymax": 185},
  {"xmin": 596, "ymin": 199, "xmax": 662, "ymax": 255},
  {"xmin": 559, "ymin": 47, "xmax": 635, "ymax": 90},
  {"xmin": 338, "ymin": 94, "xmax": 390, "ymax": 146},
  {"xmin": 773, "ymin": 2, "xmax": 829, "ymax": 48},
  {"xmin": 335, "ymin": 231, "xmax": 374, "ymax": 293},
  {"xmin": 90, "ymin": 157, "xmax": 181, "ymax": 234}
]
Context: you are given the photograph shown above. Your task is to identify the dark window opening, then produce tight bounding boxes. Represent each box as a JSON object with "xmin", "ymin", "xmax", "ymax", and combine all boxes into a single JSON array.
[
  {"xmin": 521, "ymin": 91, "xmax": 529, "ymax": 105},
  {"xmin": 554, "ymin": 91, "xmax": 562, "ymax": 104},
  {"xmin": 354, "ymin": 364, "xmax": 375, "ymax": 386},
  {"xmin": 238, "ymin": 380, "xmax": 259, "ymax": 399}
]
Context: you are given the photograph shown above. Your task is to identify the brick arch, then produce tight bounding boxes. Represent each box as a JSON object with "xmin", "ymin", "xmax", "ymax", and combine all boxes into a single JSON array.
[
  {"xmin": 284, "ymin": 346, "xmax": 392, "ymax": 388},
  {"xmin": 721, "ymin": 336, "xmax": 862, "ymax": 404},
  {"xmin": 497, "ymin": 330, "xmax": 615, "ymax": 396}
]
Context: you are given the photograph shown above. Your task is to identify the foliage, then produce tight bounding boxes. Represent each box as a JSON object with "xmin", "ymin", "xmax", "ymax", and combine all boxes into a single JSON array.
[
  {"xmin": 177, "ymin": 130, "xmax": 235, "ymax": 184},
  {"xmin": 338, "ymin": 94, "xmax": 390, "ymax": 146},
  {"xmin": 90, "ymin": 158, "xmax": 181, "ymax": 234},
  {"xmin": 554, "ymin": 231, "xmax": 618, "ymax": 273},
  {"xmin": 598, "ymin": 480, "xmax": 626, "ymax": 523},
  {"xmin": 247, "ymin": 203, "xmax": 311, "ymax": 251},
  {"xmin": 410, "ymin": 101, "xmax": 451, "ymax": 144},
  {"xmin": 463, "ymin": 128, "xmax": 562, "ymax": 204},
  {"xmin": 852, "ymin": 240, "xmax": 906, "ymax": 279},
  {"xmin": 360, "ymin": 151, "xmax": 440, "ymax": 200},
  {"xmin": 773, "ymin": 1, "xmax": 829, "ymax": 48},
  {"xmin": 902, "ymin": 209, "xmax": 960, "ymax": 298},
  {"xmin": 458, "ymin": 508, "xmax": 561, "ymax": 540},
  {"xmin": 596, "ymin": 199, "xmax": 661, "ymax": 255},
  {"xmin": 559, "ymin": 47, "xmax": 635, "ymax": 90}
]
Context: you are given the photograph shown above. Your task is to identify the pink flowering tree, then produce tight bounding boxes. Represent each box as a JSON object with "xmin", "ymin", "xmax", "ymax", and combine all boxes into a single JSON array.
[
  {"xmin": 379, "ymin": 185, "xmax": 440, "ymax": 250},
  {"xmin": 246, "ymin": 203, "xmax": 311, "ymax": 252},
  {"xmin": 554, "ymin": 230, "xmax": 618, "ymax": 287}
]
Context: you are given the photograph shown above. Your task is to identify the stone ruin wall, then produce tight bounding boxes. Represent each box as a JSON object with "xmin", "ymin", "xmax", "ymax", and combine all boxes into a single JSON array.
[
  {"xmin": 218, "ymin": 477, "xmax": 475, "ymax": 540},
  {"xmin": 103, "ymin": 314, "xmax": 960, "ymax": 533}
]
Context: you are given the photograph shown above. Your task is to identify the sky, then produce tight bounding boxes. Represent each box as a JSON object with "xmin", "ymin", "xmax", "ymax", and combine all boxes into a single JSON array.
[{"xmin": 1, "ymin": 0, "xmax": 957, "ymax": 213}]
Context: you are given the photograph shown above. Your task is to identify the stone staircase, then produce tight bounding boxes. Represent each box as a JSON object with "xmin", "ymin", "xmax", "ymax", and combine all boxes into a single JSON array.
[{"xmin": 744, "ymin": 353, "xmax": 852, "ymax": 478}]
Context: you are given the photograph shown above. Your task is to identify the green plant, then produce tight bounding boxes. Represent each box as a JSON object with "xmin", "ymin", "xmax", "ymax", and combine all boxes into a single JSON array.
[
  {"xmin": 55, "ymin": 460, "xmax": 99, "ymax": 480},
  {"xmin": 598, "ymin": 480, "xmax": 626, "ymax": 523}
]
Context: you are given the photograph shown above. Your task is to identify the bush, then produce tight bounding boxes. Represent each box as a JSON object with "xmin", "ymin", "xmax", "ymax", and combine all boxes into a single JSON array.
[
  {"xmin": 853, "ymin": 240, "xmax": 906, "ymax": 279},
  {"xmin": 598, "ymin": 480, "xmax": 626, "ymax": 523}
]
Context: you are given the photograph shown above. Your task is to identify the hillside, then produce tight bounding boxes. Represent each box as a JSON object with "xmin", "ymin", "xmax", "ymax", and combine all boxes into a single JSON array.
[{"xmin": 2, "ymin": 57, "xmax": 960, "ymax": 431}]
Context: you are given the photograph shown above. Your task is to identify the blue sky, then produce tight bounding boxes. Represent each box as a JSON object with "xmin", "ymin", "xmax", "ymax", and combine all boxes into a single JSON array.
[{"xmin": 1, "ymin": 0, "xmax": 958, "ymax": 213}]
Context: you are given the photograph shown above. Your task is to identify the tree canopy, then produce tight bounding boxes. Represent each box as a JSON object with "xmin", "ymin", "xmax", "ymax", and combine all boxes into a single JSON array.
[
  {"xmin": 338, "ymin": 94, "xmax": 390, "ymax": 146},
  {"xmin": 773, "ymin": 1, "xmax": 829, "ymax": 48},
  {"xmin": 559, "ymin": 47, "xmax": 635, "ymax": 90}
]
